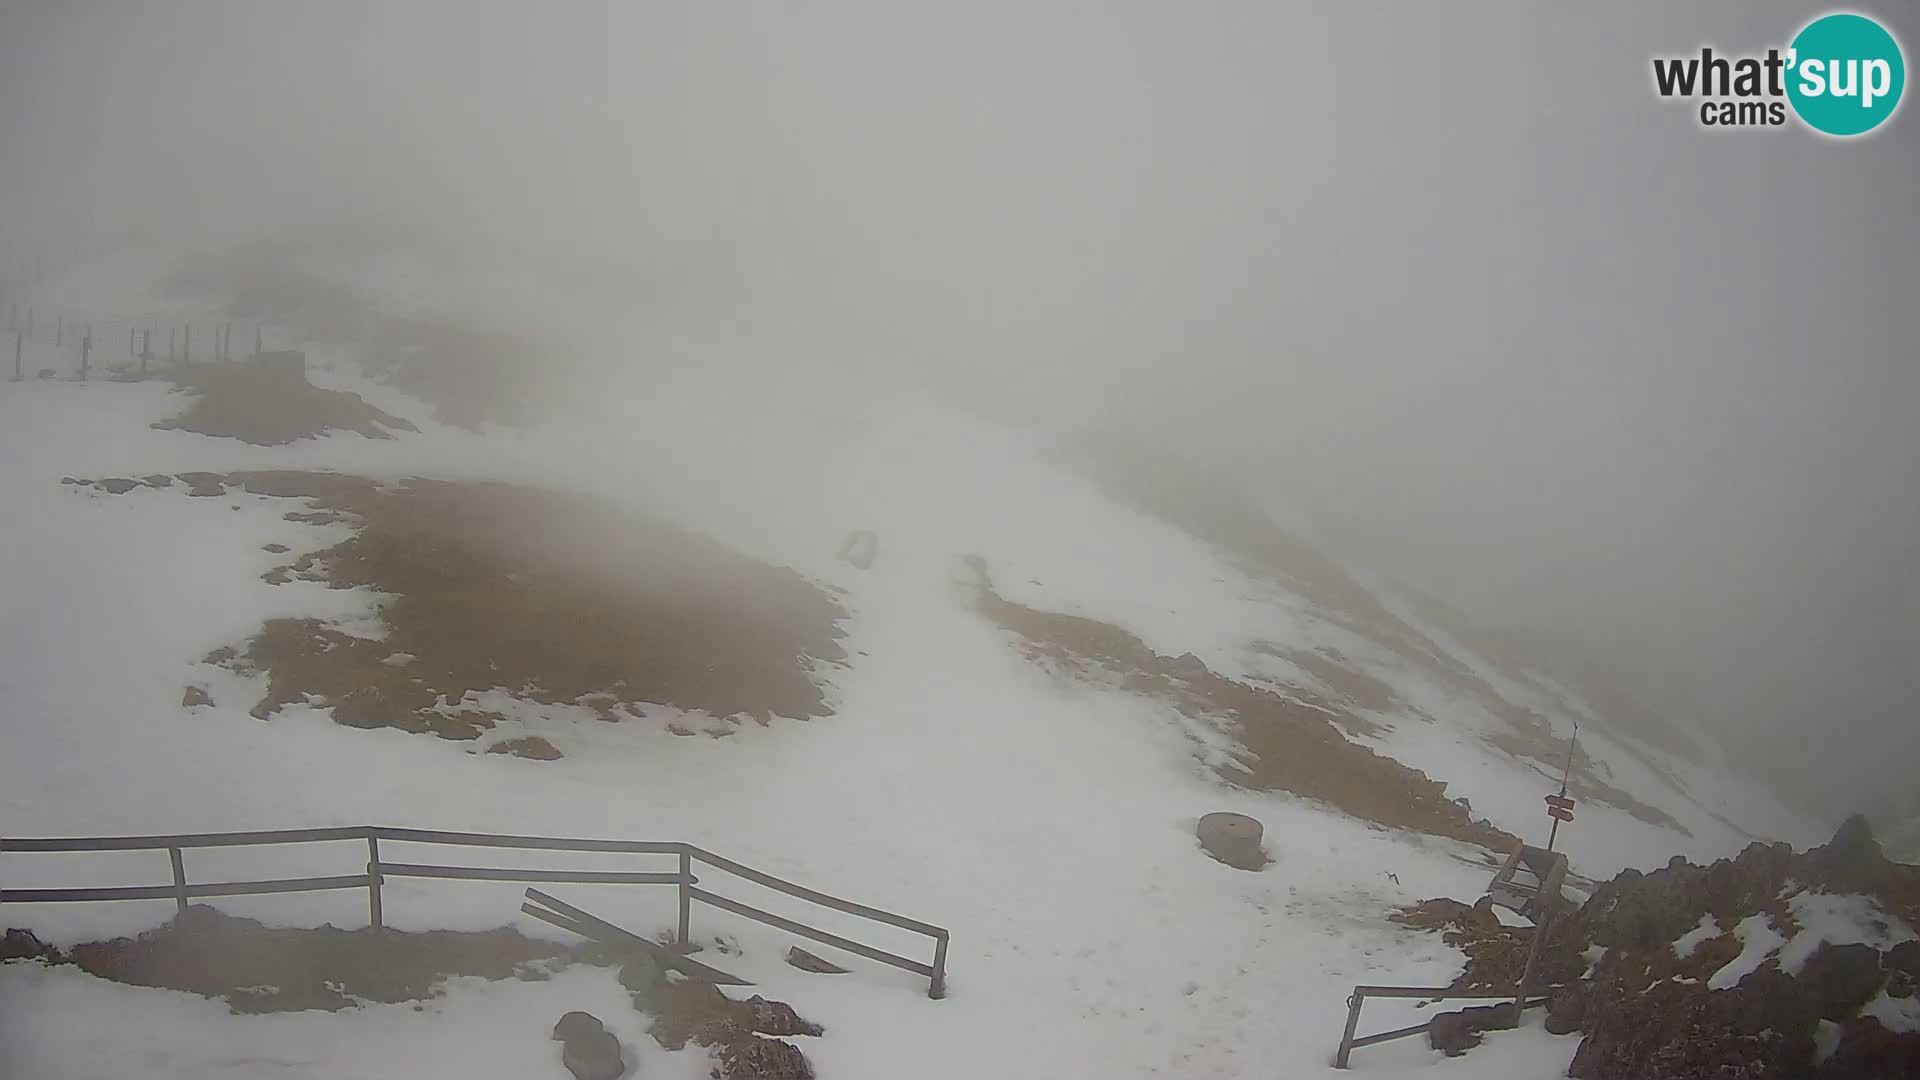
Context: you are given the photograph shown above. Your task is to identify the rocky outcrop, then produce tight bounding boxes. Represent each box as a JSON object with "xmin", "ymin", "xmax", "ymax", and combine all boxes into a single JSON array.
[
  {"xmin": 1547, "ymin": 819, "xmax": 1918, "ymax": 1080},
  {"xmin": 1393, "ymin": 817, "xmax": 1920, "ymax": 1077},
  {"xmin": 1196, "ymin": 812, "xmax": 1270, "ymax": 871},
  {"xmin": 551, "ymin": 1011, "xmax": 624, "ymax": 1080}
]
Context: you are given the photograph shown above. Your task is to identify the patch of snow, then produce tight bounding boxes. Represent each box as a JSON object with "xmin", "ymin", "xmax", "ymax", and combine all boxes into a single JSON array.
[
  {"xmin": 1673, "ymin": 914, "xmax": 1722, "ymax": 959},
  {"xmin": 1777, "ymin": 889, "xmax": 1918, "ymax": 974},
  {"xmin": 1707, "ymin": 914, "xmax": 1790, "ymax": 990}
]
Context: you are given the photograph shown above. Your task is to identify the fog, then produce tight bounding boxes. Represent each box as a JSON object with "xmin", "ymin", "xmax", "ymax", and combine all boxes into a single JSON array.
[{"xmin": 2, "ymin": 2, "xmax": 1915, "ymax": 819}]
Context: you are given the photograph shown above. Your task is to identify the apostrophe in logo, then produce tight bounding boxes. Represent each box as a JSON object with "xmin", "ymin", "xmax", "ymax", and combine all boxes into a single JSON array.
[
  {"xmin": 1651, "ymin": 10, "xmax": 1905, "ymax": 138},
  {"xmin": 1786, "ymin": 12, "xmax": 1905, "ymax": 137}
]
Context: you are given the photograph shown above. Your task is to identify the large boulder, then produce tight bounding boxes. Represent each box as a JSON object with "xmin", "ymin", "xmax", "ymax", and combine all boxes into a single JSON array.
[
  {"xmin": 1196, "ymin": 812, "xmax": 1269, "ymax": 871},
  {"xmin": 1427, "ymin": 1002, "xmax": 1515, "ymax": 1056},
  {"xmin": 1568, "ymin": 968, "xmax": 1817, "ymax": 1080},
  {"xmin": 551, "ymin": 1011, "xmax": 624, "ymax": 1080}
]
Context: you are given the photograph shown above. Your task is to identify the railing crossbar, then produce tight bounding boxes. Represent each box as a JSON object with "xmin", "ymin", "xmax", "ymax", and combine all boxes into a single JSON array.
[{"xmin": 687, "ymin": 886, "xmax": 934, "ymax": 978}]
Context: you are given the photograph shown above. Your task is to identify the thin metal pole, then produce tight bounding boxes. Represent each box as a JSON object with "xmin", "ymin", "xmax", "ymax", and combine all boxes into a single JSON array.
[
  {"xmin": 1334, "ymin": 988, "xmax": 1365, "ymax": 1068},
  {"xmin": 367, "ymin": 836, "xmax": 384, "ymax": 929},
  {"xmin": 168, "ymin": 847, "xmax": 189, "ymax": 915},
  {"xmin": 12, "ymin": 333, "xmax": 19, "ymax": 379}
]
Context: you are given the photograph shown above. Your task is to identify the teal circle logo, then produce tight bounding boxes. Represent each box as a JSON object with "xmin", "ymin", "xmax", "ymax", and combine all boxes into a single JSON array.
[{"xmin": 1787, "ymin": 12, "xmax": 1905, "ymax": 137}]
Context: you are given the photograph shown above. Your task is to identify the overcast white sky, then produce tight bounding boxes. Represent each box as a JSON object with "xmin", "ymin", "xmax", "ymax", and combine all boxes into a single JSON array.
[{"xmin": 2, "ymin": 2, "xmax": 1915, "ymax": 815}]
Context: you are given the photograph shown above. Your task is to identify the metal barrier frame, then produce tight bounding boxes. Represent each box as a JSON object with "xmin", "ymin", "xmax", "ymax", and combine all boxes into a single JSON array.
[
  {"xmin": 1332, "ymin": 984, "xmax": 1558, "ymax": 1068},
  {"xmin": 1, "ymin": 826, "xmax": 949, "ymax": 998}
]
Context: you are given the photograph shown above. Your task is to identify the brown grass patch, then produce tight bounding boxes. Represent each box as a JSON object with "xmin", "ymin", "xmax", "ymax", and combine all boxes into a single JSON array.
[
  {"xmin": 1057, "ymin": 433, "xmax": 1691, "ymax": 835},
  {"xmin": 152, "ymin": 359, "xmax": 418, "ymax": 445},
  {"xmin": 9, "ymin": 907, "xmax": 606, "ymax": 1013},
  {"xmin": 164, "ymin": 471, "xmax": 847, "ymax": 740},
  {"xmin": 964, "ymin": 556, "xmax": 1517, "ymax": 852}
]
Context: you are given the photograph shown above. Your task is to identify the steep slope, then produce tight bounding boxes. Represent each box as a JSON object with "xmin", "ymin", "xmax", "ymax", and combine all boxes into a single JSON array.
[{"xmin": 0, "ymin": 255, "xmax": 1831, "ymax": 1078}]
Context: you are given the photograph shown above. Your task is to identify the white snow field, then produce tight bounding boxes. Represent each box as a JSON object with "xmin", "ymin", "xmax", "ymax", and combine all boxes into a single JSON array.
[{"xmin": 0, "ymin": 270, "xmax": 1827, "ymax": 1078}]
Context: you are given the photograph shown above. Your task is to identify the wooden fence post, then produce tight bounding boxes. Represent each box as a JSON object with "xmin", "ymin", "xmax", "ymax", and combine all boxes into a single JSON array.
[
  {"xmin": 12, "ymin": 333, "xmax": 19, "ymax": 380},
  {"xmin": 79, "ymin": 327, "xmax": 90, "ymax": 380},
  {"xmin": 930, "ymin": 932, "xmax": 949, "ymax": 999},
  {"xmin": 168, "ymin": 847, "xmax": 189, "ymax": 915},
  {"xmin": 367, "ymin": 835, "xmax": 384, "ymax": 929},
  {"xmin": 183, "ymin": 325, "xmax": 190, "ymax": 365},
  {"xmin": 677, "ymin": 848, "xmax": 692, "ymax": 950},
  {"xmin": 1333, "ymin": 988, "xmax": 1364, "ymax": 1068}
]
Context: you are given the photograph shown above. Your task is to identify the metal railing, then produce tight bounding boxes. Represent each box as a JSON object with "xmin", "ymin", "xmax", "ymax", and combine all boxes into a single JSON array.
[
  {"xmin": 1332, "ymin": 983, "xmax": 1558, "ymax": 1068},
  {"xmin": 1, "ymin": 825, "xmax": 949, "ymax": 998}
]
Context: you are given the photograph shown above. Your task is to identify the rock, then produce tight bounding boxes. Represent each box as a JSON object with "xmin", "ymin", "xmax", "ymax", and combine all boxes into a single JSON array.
[
  {"xmin": 714, "ymin": 1034, "xmax": 813, "ymax": 1080},
  {"xmin": 60, "ymin": 476, "xmax": 83, "ymax": 485},
  {"xmin": 785, "ymin": 947, "xmax": 847, "ymax": 975},
  {"xmin": 1545, "ymin": 980, "xmax": 1591, "ymax": 1035},
  {"xmin": 97, "ymin": 477, "xmax": 141, "ymax": 494},
  {"xmin": 561, "ymin": 1029, "xmax": 624, "ymax": 1080},
  {"xmin": 1799, "ymin": 942, "xmax": 1884, "ymax": 1020},
  {"xmin": 1, "ymin": 928, "xmax": 61, "ymax": 963},
  {"xmin": 1428, "ymin": 1002, "xmax": 1515, "ymax": 1056},
  {"xmin": 1888, "ymin": 969, "xmax": 1915, "ymax": 1000},
  {"xmin": 263, "ymin": 543, "xmax": 290, "ymax": 554},
  {"xmin": 1196, "ymin": 812, "xmax": 1269, "ymax": 871},
  {"xmin": 552, "ymin": 1012, "xmax": 624, "ymax": 1080},
  {"xmin": 1569, "ymin": 968, "xmax": 1817, "ymax": 1080},
  {"xmin": 1886, "ymin": 941, "xmax": 1920, "ymax": 978},
  {"xmin": 485, "ymin": 736, "xmax": 563, "ymax": 760},
  {"xmin": 182, "ymin": 686, "xmax": 214, "ymax": 708},
  {"xmin": 142, "ymin": 474, "xmax": 174, "ymax": 488},
  {"xmin": 553, "ymin": 1011, "xmax": 607, "ymax": 1042},
  {"xmin": 743, "ymin": 995, "xmax": 824, "ymax": 1037},
  {"xmin": 1811, "ymin": 1017, "xmax": 1920, "ymax": 1078}
]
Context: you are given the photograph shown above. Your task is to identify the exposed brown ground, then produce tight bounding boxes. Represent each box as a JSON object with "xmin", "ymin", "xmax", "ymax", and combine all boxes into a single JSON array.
[
  {"xmin": 1057, "ymin": 432, "xmax": 1687, "ymax": 834},
  {"xmin": 963, "ymin": 556, "xmax": 1518, "ymax": 853},
  {"xmin": 94, "ymin": 471, "xmax": 848, "ymax": 746},
  {"xmin": 152, "ymin": 359, "xmax": 418, "ymax": 445},
  {"xmin": 4, "ymin": 907, "xmax": 604, "ymax": 1013}
]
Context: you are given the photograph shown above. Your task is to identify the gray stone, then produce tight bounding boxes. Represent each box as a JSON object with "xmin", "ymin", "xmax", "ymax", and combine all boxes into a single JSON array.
[
  {"xmin": 785, "ymin": 946, "xmax": 848, "ymax": 974},
  {"xmin": 1197, "ymin": 812, "xmax": 1268, "ymax": 871}
]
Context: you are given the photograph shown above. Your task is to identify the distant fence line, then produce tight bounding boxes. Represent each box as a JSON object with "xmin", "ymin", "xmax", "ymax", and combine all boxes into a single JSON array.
[
  {"xmin": 1, "ymin": 825, "xmax": 950, "ymax": 999},
  {"xmin": 6, "ymin": 306, "xmax": 277, "ymax": 380}
]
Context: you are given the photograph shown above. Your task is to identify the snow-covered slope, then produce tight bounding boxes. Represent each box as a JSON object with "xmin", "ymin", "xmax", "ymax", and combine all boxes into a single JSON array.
[{"xmin": 0, "ymin": 258, "xmax": 1829, "ymax": 1078}]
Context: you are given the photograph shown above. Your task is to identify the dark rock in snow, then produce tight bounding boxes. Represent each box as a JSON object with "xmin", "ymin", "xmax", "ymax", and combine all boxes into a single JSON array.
[
  {"xmin": 1427, "ymin": 1002, "xmax": 1515, "ymax": 1056},
  {"xmin": 1799, "ymin": 943, "xmax": 1885, "ymax": 1021},
  {"xmin": 714, "ymin": 1033, "xmax": 813, "ymax": 1080},
  {"xmin": 1545, "ymin": 980, "xmax": 1592, "ymax": 1035},
  {"xmin": 1, "ymin": 928, "xmax": 62, "ymax": 963},
  {"xmin": 485, "ymin": 736, "xmax": 563, "ymax": 760},
  {"xmin": 552, "ymin": 1011, "xmax": 624, "ymax": 1080},
  {"xmin": 1568, "ymin": 967, "xmax": 1817, "ymax": 1080},
  {"xmin": 553, "ymin": 1010, "xmax": 607, "ymax": 1042},
  {"xmin": 785, "ymin": 947, "xmax": 848, "ymax": 974},
  {"xmin": 1197, "ymin": 811, "xmax": 1269, "ymax": 871},
  {"xmin": 561, "ymin": 1030, "xmax": 624, "ymax": 1080},
  {"xmin": 143, "ymin": 474, "xmax": 174, "ymax": 488},
  {"xmin": 1886, "ymin": 940, "xmax": 1920, "ymax": 979},
  {"xmin": 97, "ymin": 477, "xmax": 141, "ymax": 494},
  {"xmin": 743, "ymin": 995, "xmax": 825, "ymax": 1037},
  {"xmin": 182, "ymin": 686, "xmax": 214, "ymax": 708}
]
